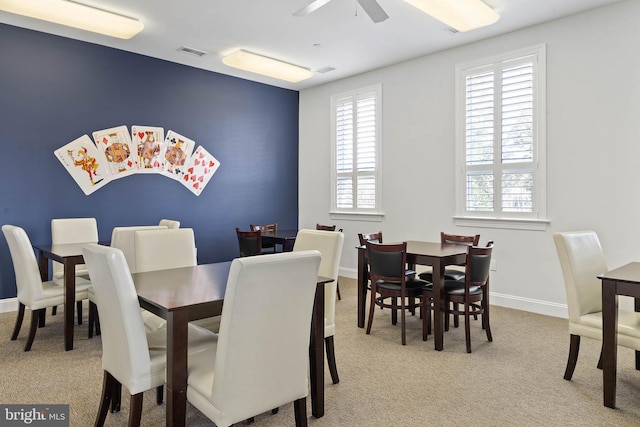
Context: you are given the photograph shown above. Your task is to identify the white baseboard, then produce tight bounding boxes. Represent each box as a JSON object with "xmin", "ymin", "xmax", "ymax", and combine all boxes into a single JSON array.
[
  {"xmin": 0, "ymin": 297, "xmax": 17, "ymax": 314},
  {"xmin": 339, "ymin": 267, "xmax": 568, "ymax": 319}
]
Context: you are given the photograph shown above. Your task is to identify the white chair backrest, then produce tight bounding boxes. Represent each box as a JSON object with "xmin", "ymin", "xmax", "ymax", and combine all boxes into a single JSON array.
[
  {"xmin": 51, "ymin": 218, "xmax": 98, "ymax": 276},
  {"xmin": 553, "ymin": 231, "xmax": 607, "ymax": 321},
  {"xmin": 293, "ymin": 229, "xmax": 344, "ymax": 326},
  {"xmin": 81, "ymin": 243, "xmax": 153, "ymax": 395},
  {"xmin": 2, "ymin": 225, "xmax": 44, "ymax": 304},
  {"xmin": 209, "ymin": 251, "xmax": 320, "ymax": 424},
  {"xmin": 134, "ymin": 228, "xmax": 196, "ymax": 273},
  {"xmin": 159, "ymin": 219, "xmax": 180, "ymax": 229},
  {"xmin": 110, "ymin": 225, "xmax": 167, "ymax": 273}
]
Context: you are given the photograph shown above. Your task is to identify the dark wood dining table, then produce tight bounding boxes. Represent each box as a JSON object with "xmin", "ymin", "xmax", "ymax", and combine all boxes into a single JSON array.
[
  {"xmin": 260, "ymin": 228, "xmax": 298, "ymax": 252},
  {"xmin": 132, "ymin": 261, "xmax": 332, "ymax": 427},
  {"xmin": 33, "ymin": 242, "xmax": 89, "ymax": 351},
  {"xmin": 598, "ymin": 262, "xmax": 640, "ymax": 409},
  {"xmin": 356, "ymin": 240, "xmax": 469, "ymax": 351}
]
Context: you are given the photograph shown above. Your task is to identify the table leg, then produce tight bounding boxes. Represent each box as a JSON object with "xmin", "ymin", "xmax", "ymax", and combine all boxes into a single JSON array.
[
  {"xmin": 63, "ymin": 260, "xmax": 75, "ymax": 351},
  {"xmin": 432, "ymin": 260, "xmax": 444, "ymax": 351},
  {"xmin": 310, "ymin": 282, "xmax": 325, "ymax": 418},
  {"xmin": 357, "ymin": 249, "xmax": 366, "ymax": 328},
  {"xmin": 166, "ymin": 310, "xmax": 189, "ymax": 427},
  {"xmin": 602, "ymin": 278, "xmax": 617, "ymax": 408}
]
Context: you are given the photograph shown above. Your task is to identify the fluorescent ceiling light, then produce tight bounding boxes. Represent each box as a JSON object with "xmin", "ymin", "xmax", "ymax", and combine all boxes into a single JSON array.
[
  {"xmin": 222, "ymin": 50, "xmax": 313, "ymax": 83},
  {"xmin": 404, "ymin": 0, "xmax": 499, "ymax": 32},
  {"xmin": 0, "ymin": 0, "xmax": 144, "ymax": 39}
]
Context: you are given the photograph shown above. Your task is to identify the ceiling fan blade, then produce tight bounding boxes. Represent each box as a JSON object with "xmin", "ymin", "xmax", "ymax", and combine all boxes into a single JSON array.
[
  {"xmin": 293, "ymin": 0, "xmax": 333, "ymax": 17},
  {"xmin": 357, "ymin": 0, "xmax": 389, "ymax": 23}
]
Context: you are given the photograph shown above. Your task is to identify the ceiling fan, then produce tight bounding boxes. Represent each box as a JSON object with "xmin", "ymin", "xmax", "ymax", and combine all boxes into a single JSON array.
[{"xmin": 293, "ymin": 0, "xmax": 389, "ymax": 23}]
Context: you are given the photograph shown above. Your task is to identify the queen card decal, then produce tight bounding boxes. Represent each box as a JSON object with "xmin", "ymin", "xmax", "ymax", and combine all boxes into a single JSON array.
[
  {"xmin": 92, "ymin": 125, "xmax": 137, "ymax": 179},
  {"xmin": 162, "ymin": 130, "xmax": 195, "ymax": 180},
  {"xmin": 181, "ymin": 146, "xmax": 221, "ymax": 196},
  {"xmin": 54, "ymin": 134, "xmax": 110, "ymax": 195},
  {"xmin": 132, "ymin": 125, "xmax": 164, "ymax": 173}
]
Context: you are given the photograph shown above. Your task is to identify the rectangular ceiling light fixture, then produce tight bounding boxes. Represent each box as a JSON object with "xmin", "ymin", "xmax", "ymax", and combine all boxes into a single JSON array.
[
  {"xmin": 404, "ymin": 0, "xmax": 499, "ymax": 32},
  {"xmin": 222, "ymin": 50, "xmax": 313, "ymax": 83},
  {"xmin": 0, "ymin": 0, "xmax": 144, "ymax": 39}
]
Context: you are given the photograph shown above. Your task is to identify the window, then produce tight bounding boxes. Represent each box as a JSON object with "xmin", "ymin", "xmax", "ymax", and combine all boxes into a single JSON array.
[
  {"xmin": 455, "ymin": 45, "xmax": 547, "ymax": 230},
  {"xmin": 331, "ymin": 84, "xmax": 382, "ymax": 217}
]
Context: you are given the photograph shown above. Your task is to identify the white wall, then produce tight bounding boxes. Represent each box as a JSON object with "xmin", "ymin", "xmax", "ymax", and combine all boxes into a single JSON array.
[{"xmin": 298, "ymin": 0, "xmax": 640, "ymax": 318}]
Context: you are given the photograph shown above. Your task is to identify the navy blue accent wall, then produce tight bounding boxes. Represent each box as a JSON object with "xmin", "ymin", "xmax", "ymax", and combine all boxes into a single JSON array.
[{"xmin": 0, "ymin": 24, "xmax": 299, "ymax": 299}]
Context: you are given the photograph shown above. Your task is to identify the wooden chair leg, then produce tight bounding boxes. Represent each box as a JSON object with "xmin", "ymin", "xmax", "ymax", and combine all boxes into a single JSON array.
[
  {"xmin": 77, "ymin": 300, "xmax": 83, "ymax": 325},
  {"xmin": 598, "ymin": 347, "xmax": 603, "ymax": 370},
  {"xmin": 365, "ymin": 286, "xmax": 377, "ymax": 336},
  {"xmin": 336, "ymin": 282, "xmax": 341, "ymax": 300},
  {"xmin": 52, "ymin": 306, "xmax": 57, "ymax": 316},
  {"xmin": 88, "ymin": 301, "xmax": 101, "ymax": 338},
  {"xmin": 464, "ymin": 310, "xmax": 472, "ymax": 353},
  {"xmin": 11, "ymin": 302, "xmax": 25, "ymax": 340},
  {"xmin": 246, "ymin": 417, "xmax": 255, "ymax": 424},
  {"xmin": 400, "ymin": 298, "xmax": 407, "ymax": 345},
  {"xmin": 293, "ymin": 397, "xmax": 308, "ymax": 427},
  {"xmin": 38, "ymin": 309, "xmax": 46, "ymax": 327},
  {"xmin": 564, "ymin": 334, "xmax": 581, "ymax": 380},
  {"xmin": 271, "ymin": 408, "xmax": 279, "ymax": 414},
  {"xmin": 156, "ymin": 385, "xmax": 163, "ymax": 405},
  {"xmin": 25, "ymin": 309, "xmax": 42, "ymax": 351},
  {"xmin": 325, "ymin": 336, "xmax": 340, "ymax": 384},
  {"xmin": 95, "ymin": 371, "xmax": 114, "ymax": 427},
  {"xmin": 111, "ymin": 380, "xmax": 122, "ymax": 413},
  {"xmin": 128, "ymin": 393, "xmax": 144, "ymax": 427},
  {"xmin": 482, "ymin": 300, "xmax": 492, "ymax": 342}
]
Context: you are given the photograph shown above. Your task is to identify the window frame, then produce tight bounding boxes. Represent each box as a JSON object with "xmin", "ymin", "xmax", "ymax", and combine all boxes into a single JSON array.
[
  {"xmin": 454, "ymin": 44, "xmax": 548, "ymax": 231},
  {"xmin": 330, "ymin": 84, "xmax": 384, "ymax": 220}
]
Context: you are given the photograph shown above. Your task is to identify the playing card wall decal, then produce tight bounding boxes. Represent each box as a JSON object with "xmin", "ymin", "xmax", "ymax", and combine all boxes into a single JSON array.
[{"xmin": 55, "ymin": 125, "xmax": 221, "ymax": 196}]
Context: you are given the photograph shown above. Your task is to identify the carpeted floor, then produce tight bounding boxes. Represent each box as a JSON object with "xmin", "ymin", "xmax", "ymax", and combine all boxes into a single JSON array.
[{"xmin": 1, "ymin": 277, "xmax": 639, "ymax": 426}]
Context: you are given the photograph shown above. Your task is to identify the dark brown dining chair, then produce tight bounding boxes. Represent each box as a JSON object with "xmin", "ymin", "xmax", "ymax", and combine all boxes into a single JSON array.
[
  {"xmin": 316, "ymin": 224, "xmax": 343, "ymax": 299},
  {"xmin": 250, "ymin": 223, "xmax": 278, "ymax": 253},
  {"xmin": 236, "ymin": 228, "xmax": 262, "ymax": 257},
  {"xmin": 365, "ymin": 241, "xmax": 430, "ymax": 345},
  {"xmin": 439, "ymin": 243, "xmax": 494, "ymax": 353},
  {"xmin": 418, "ymin": 232, "xmax": 480, "ymax": 282}
]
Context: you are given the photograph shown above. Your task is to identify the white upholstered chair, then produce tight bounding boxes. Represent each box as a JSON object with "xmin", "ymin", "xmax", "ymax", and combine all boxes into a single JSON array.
[
  {"xmin": 110, "ymin": 225, "xmax": 168, "ymax": 273},
  {"xmin": 553, "ymin": 230, "xmax": 640, "ymax": 380},
  {"xmin": 51, "ymin": 217, "xmax": 98, "ymax": 326},
  {"xmin": 134, "ymin": 228, "xmax": 220, "ymax": 333},
  {"xmin": 293, "ymin": 229, "xmax": 344, "ymax": 384},
  {"xmin": 186, "ymin": 250, "xmax": 321, "ymax": 427},
  {"xmin": 158, "ymin": 219, "xmax": 180, "ymax": 229},
  {"xmin": 81, "ymin": 243, "xmax": 216, "ymax": 427},
  {"xmin": 108, "ymin": 225, "xmax": 168, "ymax": 332},
  {"xmin": 2, "ymin": 225, "xmax": 91, "ymax": 351}
]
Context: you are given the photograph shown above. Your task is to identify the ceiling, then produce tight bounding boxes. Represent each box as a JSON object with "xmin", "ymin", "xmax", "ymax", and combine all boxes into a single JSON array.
[{"xmin": 0, "ymin": 0, "xmax": 625, "ymax": 90}]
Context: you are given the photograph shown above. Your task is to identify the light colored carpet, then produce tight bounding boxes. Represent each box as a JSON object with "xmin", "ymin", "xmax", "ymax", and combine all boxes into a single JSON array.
[{"xmin": 1, "ymin": 277, "xmax": 640, "ymax": 426}]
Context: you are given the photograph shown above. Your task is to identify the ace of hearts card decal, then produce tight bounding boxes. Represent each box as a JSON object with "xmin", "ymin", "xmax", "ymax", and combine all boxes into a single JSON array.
[{"xmin": 180, "ymin": 146, "xmax": 221, "ymax": 196}]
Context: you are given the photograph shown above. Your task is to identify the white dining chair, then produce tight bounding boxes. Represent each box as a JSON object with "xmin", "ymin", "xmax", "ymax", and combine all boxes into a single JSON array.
[
  {"xmin": 158, "ymin": 219, "xmax": 180, "ymax": 229},
  {"xmin": 81, "ymin": 243, "xmax": 216, "ymax": 427},
  {"xmin": 108, "ymin": 225, "xmax": 168, "ymax": 332},
  {"xmin": 186, "ymin": 250, "xmax": 321, "ymax": 427},
  {"xmin": 51, "ymin": 217, "xmax": 98, "ymax": 326},
  {"xmin": 134, "ymin": 228, "xmax": 220, "ymax": 333},
  {"xmin": 553, "ymin": 230, "xmax": 640, "ymax": 380},
  {"xmin": 2, "ymin": 225, "xmax": 91, "ymax": 351},
  {"xmin": 293, "ymin": 229, "xmax": 344, "ymax": 384}
]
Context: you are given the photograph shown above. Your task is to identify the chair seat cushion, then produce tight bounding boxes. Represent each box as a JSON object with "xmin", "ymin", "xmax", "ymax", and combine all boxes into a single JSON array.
[
  {"xmin": 419, "ymin": 267, "xmax": 466, "ymax": 282},
  {"xmin": 29, "ymin": 279, "xmax": 91, "ymax": 310},
  {"xmin": 441, "ymin": 280, "xmax": 481, "ymax": 296}
]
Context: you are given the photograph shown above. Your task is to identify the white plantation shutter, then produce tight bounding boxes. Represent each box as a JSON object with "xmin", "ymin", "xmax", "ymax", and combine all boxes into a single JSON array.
[
  {"xmin": 332, "ymin": 85, "xmax": 381, "ymax": 213},
  {"xmin": 457, "ymin": 45, "xmax": 546, "ymax": 224}
]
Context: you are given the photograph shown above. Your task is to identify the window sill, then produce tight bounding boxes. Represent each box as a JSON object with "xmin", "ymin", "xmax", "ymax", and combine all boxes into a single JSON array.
[
  {"xmin": 330, "ymin": 212, "xmax": 384, "ymax": 222},
  {"xmin": 453, "ymin": 216, "xmax": 549, "ymax": 231}
]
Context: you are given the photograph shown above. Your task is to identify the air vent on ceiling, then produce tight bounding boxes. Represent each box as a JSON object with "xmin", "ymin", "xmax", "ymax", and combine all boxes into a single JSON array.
[
  {"xmin": 177, "ymin": 46, "xmax": 208, "ymax": 57},
  {"xmin": 316, "ymin": 66, "xmax": 335, "ymax": 74}
]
